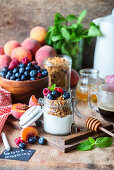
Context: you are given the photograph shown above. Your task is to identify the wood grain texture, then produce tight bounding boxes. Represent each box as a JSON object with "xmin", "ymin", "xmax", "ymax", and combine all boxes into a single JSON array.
[{"xmin": 0, "ymin": 0, "xmax": 113, "ymax": 68}]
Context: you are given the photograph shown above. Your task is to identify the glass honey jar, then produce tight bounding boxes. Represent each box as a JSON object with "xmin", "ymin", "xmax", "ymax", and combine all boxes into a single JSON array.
[{"xmin": 76, "ymin": 69, "xmax": 102, "ymax": 101}]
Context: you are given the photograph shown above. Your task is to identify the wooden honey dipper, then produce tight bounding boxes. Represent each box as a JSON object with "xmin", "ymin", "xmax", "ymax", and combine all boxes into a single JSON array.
[{"xmin": 86, "ymin": 117, "xmax": 114, "ymax": 137}]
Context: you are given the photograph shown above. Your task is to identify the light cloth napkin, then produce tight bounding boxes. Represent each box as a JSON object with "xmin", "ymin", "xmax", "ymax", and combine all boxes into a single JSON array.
[{"xmin": 0, "ymin": 87, "xmax": 12, "ymax": 133}]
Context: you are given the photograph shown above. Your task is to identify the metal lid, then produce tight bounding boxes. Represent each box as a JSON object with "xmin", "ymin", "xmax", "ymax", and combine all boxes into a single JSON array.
[{"xmin": 19, "ymin": 105, "xmax": 43, "ymax": 129}]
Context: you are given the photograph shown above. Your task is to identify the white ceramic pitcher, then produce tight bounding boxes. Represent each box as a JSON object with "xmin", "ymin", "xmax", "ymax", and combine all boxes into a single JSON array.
[{"xmin": 93, "ymin": 9, "xmax": 114, "ymax": 78}]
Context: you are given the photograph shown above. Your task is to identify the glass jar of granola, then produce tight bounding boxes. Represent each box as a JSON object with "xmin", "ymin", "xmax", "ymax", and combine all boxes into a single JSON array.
[
  {"xmin": 43, "ymin": 96, "xmax": 74, "ymax": 135},
  {"xmin": 44, "ymin": 55, "xmax": 72, "ymax": 91}
]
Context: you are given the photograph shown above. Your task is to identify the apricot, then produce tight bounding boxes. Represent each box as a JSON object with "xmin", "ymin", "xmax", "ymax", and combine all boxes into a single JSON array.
[
  {"xmin": 21, "ymin": 38, "xmax": 41, "ymax": 56},
  {"xmin": 21, "ymin": 126, "xmax": 39, "ymax": 141},
  {"xmin": 0, "ymin": 54, "xmax": 11, "ymax": 69},
  {"xmin": 29, "ymin": 95, "xmax": 40, "ymax": 107},
  {"xmin": 35, "ymin": 45, "xmax": 56, "ymax": 66},
  {"xmin": 11, "ymin": 103, "xmax": 29, "ymax": 119},
  {"xmin": 30, "ymin": 26, "xmax": 47, "ymax": 44},
  {"xmin": 11, "ymin": 47, "xmax": 32, "ymax": 61},
  {"xmin": 0, "ymin": 46, "xmax": 4, "ymax": 55},
  {"xmin": 4, "ymin": 40, "xmax": 21, "ymax": 56}
]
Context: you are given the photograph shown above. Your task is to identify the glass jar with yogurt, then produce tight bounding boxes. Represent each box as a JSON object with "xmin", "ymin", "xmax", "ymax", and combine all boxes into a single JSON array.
[{"xmin": 43, "ymin": 96, "xmax": 74, "ymax": 135}]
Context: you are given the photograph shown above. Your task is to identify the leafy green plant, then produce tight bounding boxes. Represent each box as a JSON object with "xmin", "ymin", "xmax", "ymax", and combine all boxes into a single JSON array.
[
  {"xmin": 45, "ymin": 10, "xmax": 102, "ymax": 70},
  {"xmin": 77, "ymin": 137, "xmax": 113, "ymax": 151}
]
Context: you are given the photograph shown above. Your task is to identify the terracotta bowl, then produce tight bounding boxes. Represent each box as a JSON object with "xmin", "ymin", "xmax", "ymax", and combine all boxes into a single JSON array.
[{"xmin": 0, "ymin": 76, "xmax": 48, "ymax": 104}]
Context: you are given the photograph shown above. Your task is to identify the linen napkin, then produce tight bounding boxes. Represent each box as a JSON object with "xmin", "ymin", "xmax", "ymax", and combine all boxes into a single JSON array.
[{"xmin": 0, "ymin": 87, "xmax": 12, "ymax": 133}]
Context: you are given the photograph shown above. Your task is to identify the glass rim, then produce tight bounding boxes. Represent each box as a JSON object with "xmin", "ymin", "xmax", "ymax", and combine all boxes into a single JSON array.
[
  {"xmin": 79, "ymin": 68, "xmax": 99, "ymax": 76},
  {"xmin": 99, "ymin": 84, "xmax": 114, "ymax": 93}
]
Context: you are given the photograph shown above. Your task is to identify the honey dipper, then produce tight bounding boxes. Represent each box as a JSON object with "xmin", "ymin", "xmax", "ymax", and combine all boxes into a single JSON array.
[{"xmin": 86, "ymin": 117, "xmax": 114, "ymax": 137}]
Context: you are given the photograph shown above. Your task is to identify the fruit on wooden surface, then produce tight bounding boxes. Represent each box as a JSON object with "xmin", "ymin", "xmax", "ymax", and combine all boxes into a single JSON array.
[
  {"xmin": 11, "ymin": 47, "xmax": 32, "ymax": 61},
  {"xmin": 4, "ymin": 40, "xmax": 21, "ymax": 56},
  {"xmin": 29, "ymin": 95, "xmax": 39, "ymax": 107},
  {"xmin": 35, "ymin": 45, "xmax": 56, "ymax": 66},
  {"xmin": 11, "ymin": 103, "xmax": 29, "ymax": 119},
  {"xmin": 0, "ymin": 54, "xmax": 11, "ymax": 69},
  {"xmin": 9, "ymin": 59, "xmax": 20, "ymax": 70},
  {"xmin": 30, "ymin": 26, "xmax": 47, "ymax": 44},
  {"xmin": 14, "ymin": 137, "xmax": 25, "ymax": 146},
  {"xmin": 21, "ymin": 38, "xmax": 41, "ymax": 56},
  {"xmin": 71, "ymin": 69, "xmax": 79, "ymax": 87},
  {"xmin": 20, "ymin": 126, "xmax": 39, "ymax": 141},
  {"xmin": 0, "ymin": 46, "xmax": 4, "ymax": 55},
  {"xmin": 105, "ymin": 75, "xmax": 114, "ymax": 84}
]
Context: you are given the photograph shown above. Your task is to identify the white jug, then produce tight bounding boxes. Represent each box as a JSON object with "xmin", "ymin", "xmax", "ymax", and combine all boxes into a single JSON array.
[{"xmin": 93, "ymin": 9, "xmax": 114, "ymax": 78}]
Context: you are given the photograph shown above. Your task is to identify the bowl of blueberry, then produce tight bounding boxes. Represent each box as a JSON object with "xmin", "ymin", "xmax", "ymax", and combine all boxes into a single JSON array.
[{"xmin": 0, "ymin": 58, "xmax": 48, "ymax": 104}]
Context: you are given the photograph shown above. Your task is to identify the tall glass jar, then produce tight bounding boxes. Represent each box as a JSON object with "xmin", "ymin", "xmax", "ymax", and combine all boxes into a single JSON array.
[
  {"xmin": 44, "ymin": 55, "xmax": 72, "ymax": 91},
  {"xmin": 76, "ymin": 69, "xmax": 102, "ymax": 101},
  {"xmin": 43, "ymin": 97, "xmax": 74, "ymax": 135}
]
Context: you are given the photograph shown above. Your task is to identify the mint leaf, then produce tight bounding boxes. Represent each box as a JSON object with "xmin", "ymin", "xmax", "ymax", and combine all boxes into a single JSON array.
[
  {"xmin": 48, "ymin": 83, "xmax": 56, "ymax": 91},
  {"xmin": 77, "ymin": 140, "xmax": 94, "ymax": 151},
  {"xmin": 54, "ymin": 13, "xmax": 66, "ymax": 25},
  {"xmin": 52, "ymin": 35, "xmax": 62, "ymax": 42},
  {"xmin": 88, "ymin": 22, "xmax": 102, "ymax": 37},
  {"xmin": 61, "ymin": 27, "xmax": 70, "ymax": 41},
  {"xmin": 89, "ymin": 137, "xmax": 95, "ymax": 144},
  {"xmin": 77, "ymin": 10, "xmax": 87, "ymax": 24},
  {"xmin": 66, "ymin": 14, "xmax": 77, "ymax": 21},
  {"xmin": 95, "ymin": 137, "xmax": 113, "ymax": 148}
]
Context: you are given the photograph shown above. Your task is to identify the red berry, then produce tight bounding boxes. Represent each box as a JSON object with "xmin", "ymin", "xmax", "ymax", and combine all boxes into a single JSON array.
[
  {"xmin": 14, "ymin": 137, "xmax": 25, "ymax": 146},
  {"xmin": 32, "ymin": 61, "xmax": 38, "ymax": 65},
  {"xmin": 21, "ymin": 57, "xmax": 29, "ymax": 65},
  {"xmin": 9, "ymin": 59, "xmax": 20, "ymax": 70},
  {"xmin": 43, "ymin": 88, "xmax": 51, "ymax": 96},
  {"xmin": 55, "ymin": 88, "xmax": 64, "ymax": 94}
]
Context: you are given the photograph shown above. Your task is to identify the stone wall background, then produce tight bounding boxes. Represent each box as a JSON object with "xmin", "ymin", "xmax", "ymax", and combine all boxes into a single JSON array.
[{"xmin": 0, "ymin": 0, "xmax": 113, "ymax": 68}]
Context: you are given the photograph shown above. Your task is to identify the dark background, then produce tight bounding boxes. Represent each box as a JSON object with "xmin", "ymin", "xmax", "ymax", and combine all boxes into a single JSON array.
[{"xmin": 0, "ymin": 0, "xmax": 113, "ymax": 68}]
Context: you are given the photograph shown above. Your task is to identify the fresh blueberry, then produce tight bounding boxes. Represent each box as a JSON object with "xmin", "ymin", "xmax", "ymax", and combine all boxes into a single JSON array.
[
  {"xmin": 2, "ymin": 67, "xmax": 9, "ymax": 72},
  {"xmin": 28, "ymin": 137, "xmax": 37, "ymax": 144},
  {"xmin": 30, "ymin": 77, "xmax": 36, "ymax": 81},
  {"xmin": 35, "ymin": 120, "xmax": 42, "ymax": 127},
  {"xmin": 47, "ymin": 93, "xmax": 54, "ymax": 100},
  {"xmin": 10, "ymin": 75, "xmax": 16, "ymax": 80},
  {"xmin": 13, "ymin": 68, "xmax": 18, "ymax": 74},
  {"xmin": 21, "ymin": 75, "xmax": 26, "ymax": 81},
  {"xmin": 19, "ymin": 67, "xmax": 25, "ymax": 74},
  {"xmin": 25, "ymin": 66, "xmax": 31, "ymax": 71},
  {"xmin": 15, "ymin": 72, "xmax": 21, "ymax": 78},
  {"xmin": 16, "ymin": 78, "xmax": 21, "ymax": 81},
  {"xmin": 63, "ymin": 89, "xmax": 67, "ymax": 93},
  {"xmin": 19, "ymin": 63, "xmax": 25, "ymax": 68},
  {"xmin": 34, "ymin": 65, "xmax": 41, "ymax": 70},
  {"xmin": 51, "ymin": 90, "xmax": 60, "ymax": 98},
  {"xmin": 30, "ymin": 70, "xmax": 37, "ymax": 77},
  {"xmin": 1, "ymin": 72, "xmax": 6, "ymax": 78},
  {"xmin": 38, "ymin": 76, "xmax": 43, "ymax": 79},
  {"xmin": 38, "ymin": 137, "xmax": 46, "ymax": 145},
  {"xmin": 41, "ymin": 70, "xmax": 48, "ymax": 77},
  {"xmin": 24, "ymin": 70, "xmax": 30, "ymax": 77},
  {"xmin": 27, "ymin": 62, "xmax": 33, "ymax": 67},
  {"xmin": 6, "ymin": 74, "xmax": 11, "ymax": 79},
  {"xmin": 37, "ymin": 69, "xmax": 41, "ymax": 73},
  {"xmin": 19, "ymin": 142, "xmax": 26, "ymax": 149},
  {"xmin": 7, "ymin": 71, "xmax": 12, "ymax": 76},
  {"xmin": 62, "ymin": 92, "xmax": 70, "ymax": 99},
  {"xmin": 42, "ymin": 68, "xmax": 47, "ymax": 72}
]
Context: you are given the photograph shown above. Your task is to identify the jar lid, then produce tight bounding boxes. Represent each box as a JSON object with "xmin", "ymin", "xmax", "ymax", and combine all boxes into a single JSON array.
[{"xmin": 19, "ymin": 105, "xmax": 43, "ymax": 129}]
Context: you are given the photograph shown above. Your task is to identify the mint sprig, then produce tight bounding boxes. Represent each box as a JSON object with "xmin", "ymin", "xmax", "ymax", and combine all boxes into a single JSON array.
[
  {"xmin": 48, "ymin": 83, "xmax": 56, "ymax": 91},
  {"xmin": 77, "ymin": 137, "xmax": 113, "ymax": 151}
]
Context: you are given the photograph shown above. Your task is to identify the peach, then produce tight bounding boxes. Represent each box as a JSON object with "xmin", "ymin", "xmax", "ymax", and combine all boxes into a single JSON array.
[
  {"xmin": 4, "ymin": 40, "xmax": 21, "ymax": 56},
  {"xmin": 21, "ymin": 38, "xmax": 41, "ymax": 56},
  {"xmin": 21, "ymin": 126, "xmax": 39, "ymax": 141},
  {"xmin": 0, "ymin": 46, "xmax": 4, "ymax": 55},
  {"xmin": 35, "ymin": 45, "xmax": 56, "ymax": 66},
  {"xmin": 0, "ymin": 54, "xmax": 11, "ymax": 69},
  {"xmin": 29, "ymin": 95, "xmax": 40, "ymax": 107},
  {"xmin": 71, "ymin": 69, "xmax": 79, "ymax": 87},
  {"xmin": 11, "ymin": 103, "xmax": 29, "ymax": 119},
  {"xmin": 11, "ymin": 47, "xmax": 32, "ymax": 61},
  {"xmin": 30, "ymin": 26, "xmax": 47, "ymax": 44}
]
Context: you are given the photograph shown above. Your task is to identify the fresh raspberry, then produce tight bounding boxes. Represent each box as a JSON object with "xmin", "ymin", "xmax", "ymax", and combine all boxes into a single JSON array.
[
  {"xmin": 43, "ymin": 88, "xmax": 51, "ymax": 96},
  {"xmin": 36, "ymin": 77, "xmax": 39, "ymax": 80},
  {"xmin": 9, "ymin": 59, "xmax": 20, "ymax": 70},
  {"xmin": 55, "ymin": 87, "xmax": 64, "ymax": 94},
  {"xmin": 14, "ymin": 137, "xmax": 25, "ymax": 146},
  {"xmin": 21, "ymin": 57, "xmax": 29, "ymax": 65}
]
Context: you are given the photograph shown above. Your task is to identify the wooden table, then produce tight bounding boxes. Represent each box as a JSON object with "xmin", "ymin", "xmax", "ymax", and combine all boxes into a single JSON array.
[{"xmin": 0, "ymin": 101, "xmax": 114, "ymax": 170}]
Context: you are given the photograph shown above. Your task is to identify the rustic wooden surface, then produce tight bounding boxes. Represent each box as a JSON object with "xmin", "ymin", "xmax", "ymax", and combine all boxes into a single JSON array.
[
  {"xmin": 0, "ymin": 101, "xmax": 114, "ymax": 170},
  {"xmin": 0, "ymin": 0, "xmax": 114, "ymax": 68}
]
